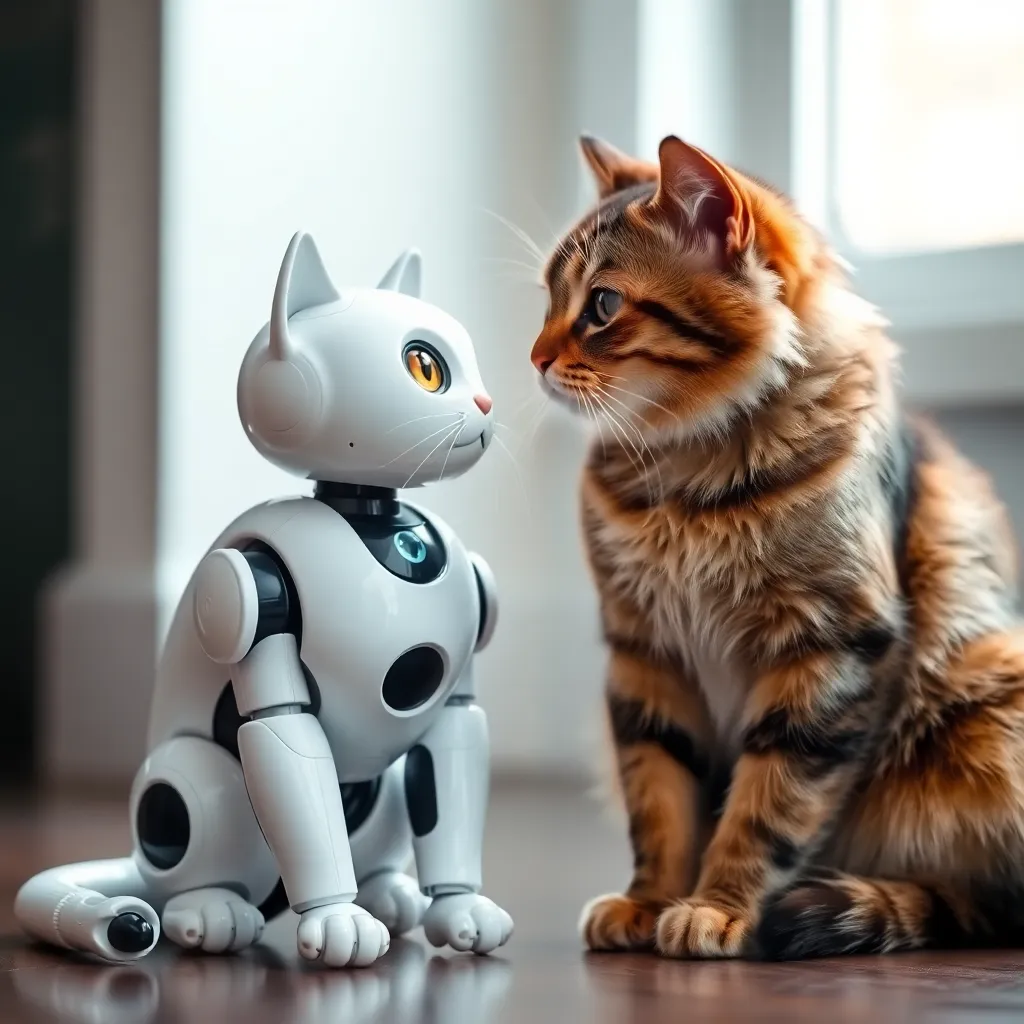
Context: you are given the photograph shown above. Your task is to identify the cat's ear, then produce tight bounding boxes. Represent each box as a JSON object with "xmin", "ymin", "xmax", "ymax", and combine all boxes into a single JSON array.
[
  {"xmin": 270, "ymin": 231, "xmax": 340, "ymax": 359},
  {"xmin": 377, "ymin": 249, "xmax": 422, "ymax": 297},
  {"xmin": 579, "ymin": 135, "xmax": 658, "ymax": 200},
  {"xmin": 652, "ymin": 135, "xmax": 754, "ymax": 259}
]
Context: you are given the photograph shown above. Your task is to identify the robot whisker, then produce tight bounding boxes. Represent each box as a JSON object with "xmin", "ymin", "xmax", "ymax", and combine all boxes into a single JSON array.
[
  {"xmin": 401, "ymin": 420, "xmax": 465, "ymax": 489},
  {"xmin": 381, "ymin": 415, "xmax": 465, "ymax": 468},
  {"xmin": 438, "ymin": 420, "xmax": 465, "ymax": 482},
  {"xmin": 384, "ymin": 412, "xmax": 467, "ymax": 436}
]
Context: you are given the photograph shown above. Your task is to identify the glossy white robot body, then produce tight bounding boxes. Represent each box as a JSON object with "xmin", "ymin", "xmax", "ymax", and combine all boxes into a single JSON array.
[{"xmin": 15, "ymin": 232, "xmax": 512, "ymax": 968}]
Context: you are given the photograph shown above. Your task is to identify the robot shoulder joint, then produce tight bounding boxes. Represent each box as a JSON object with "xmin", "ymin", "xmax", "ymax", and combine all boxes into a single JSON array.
[{"xmin": 193, "ymin": 544, "xmax": 297, "ymax": 664}]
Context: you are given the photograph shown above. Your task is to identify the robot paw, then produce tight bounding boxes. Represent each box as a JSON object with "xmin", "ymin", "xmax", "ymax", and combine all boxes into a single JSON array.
[
  {"xmin": 162, "ymin": 887, "xmax": 265, "ymax": 954},
  {"xmin": 422, "ymin": 893, "xmax": 513, "ymax": 955},
  {"xmin": 296, "ymin": 902, "xmax": 390, "ymax": 968},
  {"xmin": 354, "ymin": 871, "xmax": 429, "ymax": 937}
]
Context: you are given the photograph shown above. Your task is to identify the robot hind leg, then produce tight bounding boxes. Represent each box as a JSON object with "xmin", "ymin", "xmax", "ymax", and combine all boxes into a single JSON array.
[
  {"xmin": 351, "ymin": 756, "xmax": 429, "ymax": 936},
  {"xmin": 16, "ymin": 735, "xmax": 280, "ymax": 963},
  {"xmin": 129, "ymin": 735, "xmax": 280, "ymax": 956}
]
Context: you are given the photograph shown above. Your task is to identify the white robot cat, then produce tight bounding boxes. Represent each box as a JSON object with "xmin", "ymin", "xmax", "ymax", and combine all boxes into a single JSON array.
[{"xmin": 16, "ymin": 232, "xmax": 513, "ymax": 969}]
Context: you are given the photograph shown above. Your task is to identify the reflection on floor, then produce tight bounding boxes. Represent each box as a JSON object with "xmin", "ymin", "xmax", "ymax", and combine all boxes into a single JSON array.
[{"xmin": 3, "ymin": 781, "xmax": 1024, "ymax": 1023}]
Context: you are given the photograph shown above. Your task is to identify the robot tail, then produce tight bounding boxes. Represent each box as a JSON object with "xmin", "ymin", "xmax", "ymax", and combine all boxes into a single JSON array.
[{"xmin": 15, "ymin": 857, "xmax": 161, "ymax": 962}]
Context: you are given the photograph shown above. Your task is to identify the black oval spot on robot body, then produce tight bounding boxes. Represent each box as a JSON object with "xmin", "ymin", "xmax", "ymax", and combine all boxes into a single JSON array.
[
  {"xmin": 404, "ymin": 745, "xmax": 438, "ymax": 837},
  {"xmin": 382, "ymin": 647, "xmax": 445, "ymax": 712},
  {"xmin": 107, "ymin": 912, "xmax": 155, "ymax": 953},
  {"xmin": 137, "ymin": 782, "xmax": 190, "ymax": 870}
]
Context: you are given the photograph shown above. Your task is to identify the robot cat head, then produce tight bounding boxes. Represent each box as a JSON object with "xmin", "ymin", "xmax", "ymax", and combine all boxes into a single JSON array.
[{"xmin": 237, "ymin": 232, "xmax": 494, "ymax": 488}]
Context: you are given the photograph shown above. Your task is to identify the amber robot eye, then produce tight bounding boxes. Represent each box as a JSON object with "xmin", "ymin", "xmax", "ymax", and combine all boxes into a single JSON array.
[{"xmin": 404, "ymin": 343, "xmax": 448, "ymax": 393}]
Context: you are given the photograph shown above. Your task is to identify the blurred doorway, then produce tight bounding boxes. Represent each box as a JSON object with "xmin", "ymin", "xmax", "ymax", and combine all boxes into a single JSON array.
[{"xmin": 0, "ymin": 1, "xmax": 75, "ymax": 784}]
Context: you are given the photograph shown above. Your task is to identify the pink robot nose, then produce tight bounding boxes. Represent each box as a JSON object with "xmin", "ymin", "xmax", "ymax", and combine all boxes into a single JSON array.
[{"xmin": 474, "ymin": 394, "xmax": 493, "ymax": 415}]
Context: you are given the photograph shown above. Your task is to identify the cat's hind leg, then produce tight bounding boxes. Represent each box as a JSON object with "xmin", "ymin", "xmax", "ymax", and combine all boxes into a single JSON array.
[
  {"xmin": 350, "ymin": 757, "xmax": 429, "ymax": 937},
  {"xmin": 754, "ymin": 872, "xmax": 981, "ymax": 960}
]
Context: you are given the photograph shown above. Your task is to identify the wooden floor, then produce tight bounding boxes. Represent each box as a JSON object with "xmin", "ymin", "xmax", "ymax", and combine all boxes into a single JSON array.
[{"xmin": 2, "ymin": 782, "xmax": 1024, "ymax": 1022}]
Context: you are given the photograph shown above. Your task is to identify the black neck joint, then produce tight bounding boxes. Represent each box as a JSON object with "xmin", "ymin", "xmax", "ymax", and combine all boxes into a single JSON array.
[{"xmin": 313, "ymin": 481, "xmax": 400, "ymax": 518}]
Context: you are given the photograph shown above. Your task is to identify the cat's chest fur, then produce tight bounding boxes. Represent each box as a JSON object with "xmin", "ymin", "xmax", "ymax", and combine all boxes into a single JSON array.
[{"xmin": 590, "ymin": 502, "xmax": 755, "ymax": 745}]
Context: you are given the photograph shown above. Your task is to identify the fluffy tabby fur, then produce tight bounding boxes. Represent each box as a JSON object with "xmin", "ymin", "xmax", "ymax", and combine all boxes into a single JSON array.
[{"xmin": 530, "ymin": 134, "xmax": 1024, "ymax": 961}]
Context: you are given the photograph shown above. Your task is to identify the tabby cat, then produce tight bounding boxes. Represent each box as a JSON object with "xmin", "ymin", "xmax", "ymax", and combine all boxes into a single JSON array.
[{"xmin": 530, "ymin": 133, "xmax": 1024, "ymax": 960}]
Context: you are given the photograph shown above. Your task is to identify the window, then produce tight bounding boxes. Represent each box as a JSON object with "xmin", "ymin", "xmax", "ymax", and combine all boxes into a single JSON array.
[{"xmin": 832, "ymin": 0, "xmax": 1024, "ymax": 254}]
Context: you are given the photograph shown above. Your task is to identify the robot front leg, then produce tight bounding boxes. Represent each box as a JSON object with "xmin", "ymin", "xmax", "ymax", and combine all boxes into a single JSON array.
[
  {"xmin": 404, "ymin": 664, "xmax": 513, "ymax": 955},
  {"xmin": 193, "ymin": 546, "xmax": 392, "ymax": 968},
  {"xmin": 230, "ymin": 634, "xmax": 391, "ymax": 968}
]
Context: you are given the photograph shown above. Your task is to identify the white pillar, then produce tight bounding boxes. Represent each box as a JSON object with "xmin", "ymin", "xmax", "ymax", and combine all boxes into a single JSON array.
[{"xmin": 40, "ymin": 0, "xmax": 163, "ymax": 786}]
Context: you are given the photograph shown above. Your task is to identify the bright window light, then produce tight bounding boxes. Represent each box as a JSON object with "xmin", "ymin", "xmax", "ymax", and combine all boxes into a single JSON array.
[{"xmin": 833, "ymin": 0, "xmax": 1024, "ymax": 253}]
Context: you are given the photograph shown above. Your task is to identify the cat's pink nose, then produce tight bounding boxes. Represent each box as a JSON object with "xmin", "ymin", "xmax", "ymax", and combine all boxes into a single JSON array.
[{"xmin": 474, "ymin": 394, "xmax": 493, "ymax": 415}]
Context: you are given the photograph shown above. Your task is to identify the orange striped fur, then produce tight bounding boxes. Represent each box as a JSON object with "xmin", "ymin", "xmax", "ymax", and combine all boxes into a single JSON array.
[{"xmin": 534, "ymin": 135, "xmax": 1024, "ymax": 960}]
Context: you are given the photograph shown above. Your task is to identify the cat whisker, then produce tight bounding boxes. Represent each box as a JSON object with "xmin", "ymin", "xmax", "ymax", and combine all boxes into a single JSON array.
[
  {"xmin": 582, "ymin": 392, "xmax": 608, "ymax": 458},
  {"xmin": 381, "ymin": 417, "xmax": 464, "ymax": 466},
  {"xmin": 592, "ymin": 390, "xmax": 661, "ymax": 506},
  {"xmin": 522, "ymin": 191, "xmax": 563, "ymax": 253},
  {"xmin": 515, "ymin": 393, "xmax": 550, "ymax": 455},
  {"xmin": 481, "ymin": 256, "xmax": 547, "ymax": 288},
  {"xmin": 482, "ymin": 255, "xmax": 544, "ymax": 274},
  {"xmin": 596, "ymin": 385, "xmax": 666, "ymax": 505},
  {"xmin": 591, "ymin": 392, "xmax": 644, "ymax": 475},
  {"xmin": 594, "ymin": 387, "xmax": 649, "ymax": 453},
  {"xmin": 597, "ymin": 378, "xmax": 683, "ymax": 424},
  {"xmin": 569, "ymin": 231, "xmax": 588, "ymax": 268},
  {"xmin": 490, "ymin": 433, "xmax": 535, "ymax": 533},
  {"xmin": 481, "ymin": 208, "xmax": 546, "ymax": 266}
]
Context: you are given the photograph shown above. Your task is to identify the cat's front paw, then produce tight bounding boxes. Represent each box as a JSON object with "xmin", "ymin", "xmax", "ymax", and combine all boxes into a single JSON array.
[
  {"xmin": 655, "ymin": 899, "xmax": 750, "ymax": 959},
  {"xmin": 579, "ymin": 893, "xmax": 660, "ymax": 951}
]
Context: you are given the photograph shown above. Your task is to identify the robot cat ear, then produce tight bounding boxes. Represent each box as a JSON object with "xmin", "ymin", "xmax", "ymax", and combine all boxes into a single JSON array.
[
  {"xmin": 269, "ymin": 231, "xmax": 341, "ymax": 359},
  {"xmin": 377, "ymin": 248, "xmax": 422, "ymax": 298}
]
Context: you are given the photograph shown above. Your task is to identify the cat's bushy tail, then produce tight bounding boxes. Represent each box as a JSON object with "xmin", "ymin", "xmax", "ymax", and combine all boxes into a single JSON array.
[{"xmin": 755, "ymin": 871, "xmax": 1024, "ymax": 960}]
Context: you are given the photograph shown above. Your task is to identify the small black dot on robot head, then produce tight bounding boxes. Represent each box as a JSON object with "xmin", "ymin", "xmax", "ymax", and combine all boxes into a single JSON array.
[{"xmin": 349, "ymin": 442, "xmax": 355, "ymax": 447}]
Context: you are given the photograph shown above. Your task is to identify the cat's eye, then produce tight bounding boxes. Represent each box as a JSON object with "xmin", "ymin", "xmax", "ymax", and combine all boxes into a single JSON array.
[
  {"xmin": 590, "ymin": 288, "xmax": 623, "ymax": 325},
  {"xmin": 404, "ymin": 343, "xmax": 447, "ymax": 393}
]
